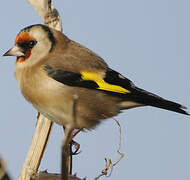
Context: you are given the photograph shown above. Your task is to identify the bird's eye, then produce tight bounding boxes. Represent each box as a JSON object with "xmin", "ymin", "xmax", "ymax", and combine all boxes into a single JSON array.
[
  {"xmin": 17, "ymin": 40, "xmax": 37, "ymax": 52},
  {"xmin": 28, "ymin": 40, "xmax": 37, "ymax": 48}
]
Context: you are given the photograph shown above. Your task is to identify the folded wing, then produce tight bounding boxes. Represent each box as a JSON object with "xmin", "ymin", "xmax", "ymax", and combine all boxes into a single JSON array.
[{"xmin": 44, "ymin": 65, "xmax": 189, "ymax": 115}]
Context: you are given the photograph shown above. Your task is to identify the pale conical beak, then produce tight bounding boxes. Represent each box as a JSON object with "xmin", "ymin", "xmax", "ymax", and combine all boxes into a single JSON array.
[{"xmin": 3, "ymin": 45, "xmax": 25, "ymax": 57}]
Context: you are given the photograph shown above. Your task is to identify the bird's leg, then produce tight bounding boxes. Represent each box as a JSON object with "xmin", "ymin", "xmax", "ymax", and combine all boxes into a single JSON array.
[
  {"xmin": 61, "ymin": 127, "xmax": 81, "ymax": 179},
  {"xmin": 61, "ymin": 126, "xmax": 74, "ymax": 180},
  {"xmin": 62, "ymin": 127, "xmax": 82, "ymax": 155},
  {"xmin": 61, "ymin": 95, "xmax": 79, "ymax": 180},
  {"xmin": 70, "ymin": 128, "xmax": 82, "ymax": 140},
  {"xmin": 62, "ymin": 128, "xmax": 82, "ymax": 178}
]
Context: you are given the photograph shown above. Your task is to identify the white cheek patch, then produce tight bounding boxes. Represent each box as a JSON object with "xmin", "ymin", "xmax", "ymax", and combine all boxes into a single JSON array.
[{"xmin": 30, "ymin": 27, "xmax": 47, "ymax": 41}]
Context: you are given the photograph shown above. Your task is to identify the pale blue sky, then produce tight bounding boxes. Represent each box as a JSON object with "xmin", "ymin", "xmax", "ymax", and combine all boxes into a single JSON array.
[{"xmin": 0, "ymin": 0, "xmax": 190, "ymax": 180}]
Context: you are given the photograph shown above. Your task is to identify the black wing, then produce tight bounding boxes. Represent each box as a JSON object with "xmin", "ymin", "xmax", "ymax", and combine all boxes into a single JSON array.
[{"xmin": 44, "ymin": 65, "xmax": 189, "ymax": 115}]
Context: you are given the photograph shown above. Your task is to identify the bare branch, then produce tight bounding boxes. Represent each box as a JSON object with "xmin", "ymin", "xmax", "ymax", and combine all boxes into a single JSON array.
[
  {"xmin": 28, "ymin": 0, "xmax": 62, "ymax": 31},
  {"xmin": 19, "ymin": 1, "xmax": 63, "ymax": 179},
  {"xmin": 18, "ymin": 114, "xmax": 53, "ymax": 180}
]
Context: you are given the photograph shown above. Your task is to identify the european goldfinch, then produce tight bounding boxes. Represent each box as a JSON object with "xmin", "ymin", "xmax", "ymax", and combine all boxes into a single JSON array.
[{"xmin": 3, "ymin": 24, "xmax": 189, "ymax": 130}]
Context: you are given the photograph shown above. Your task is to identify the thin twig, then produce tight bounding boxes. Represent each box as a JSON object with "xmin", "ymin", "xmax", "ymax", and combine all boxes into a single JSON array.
[
  {"xmin": 112, "ymin": 118, "xmax": 124, "ymax": 167},
  {"xmin": 94, "ymin": 117, "xmax": 124, "ymax": 180}
]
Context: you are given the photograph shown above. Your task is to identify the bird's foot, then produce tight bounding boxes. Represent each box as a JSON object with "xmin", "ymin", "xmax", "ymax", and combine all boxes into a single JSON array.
[{"xmin": 70, "ymin": 140, "xmax": 81, "ymax": 155}]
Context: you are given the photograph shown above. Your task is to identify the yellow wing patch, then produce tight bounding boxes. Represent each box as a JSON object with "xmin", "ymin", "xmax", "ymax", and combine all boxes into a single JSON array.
[{"xmin": 80, "ymin": 71, "xmax": 130, "ymax": 94}]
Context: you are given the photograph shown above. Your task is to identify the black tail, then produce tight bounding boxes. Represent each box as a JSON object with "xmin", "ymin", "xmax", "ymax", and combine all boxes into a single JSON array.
[{"xmin": 126, "ymin": 87, "xmax": 189, "ymax": 115}]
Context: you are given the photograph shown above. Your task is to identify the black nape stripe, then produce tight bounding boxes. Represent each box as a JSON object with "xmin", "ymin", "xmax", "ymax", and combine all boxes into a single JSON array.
[
  {"xmin": 40, "ymin": 25, "xmax": 56, "ymax": 52},
  {"xmin": 21, "ymin": 24, "xmax": 56, "ymax": 52}
]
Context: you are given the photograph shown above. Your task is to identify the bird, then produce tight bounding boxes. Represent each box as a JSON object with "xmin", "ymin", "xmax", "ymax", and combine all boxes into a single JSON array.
[{"xmin": 3, "ymin": 24, "xmax": 189, "ymax": 135}]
